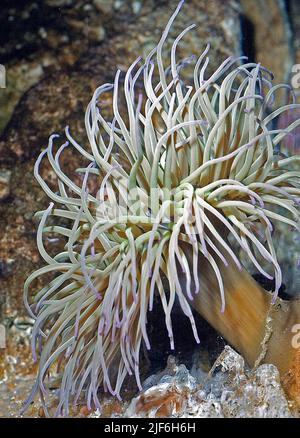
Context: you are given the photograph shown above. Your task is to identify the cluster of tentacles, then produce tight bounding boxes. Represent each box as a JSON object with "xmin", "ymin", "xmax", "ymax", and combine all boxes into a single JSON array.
[{"xmin": 24, "ymin": 0, "xmax": 300, "ymax": 416}]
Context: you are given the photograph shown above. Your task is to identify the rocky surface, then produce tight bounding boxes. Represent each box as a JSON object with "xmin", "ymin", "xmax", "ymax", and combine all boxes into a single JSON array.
[
  {"xmin": 0, "ymin": 0, "xmax": 129, "ymax": 133},
  {"xmin": 0, "ymin": 0, "xmax": 240, "ymax": 136},
  {"xmin": 240, "ymin": 0, "xmax": 293, "ymax": 87},
  {"xmin": 1, "ymin": 338, "xmax": 298, "ymax": 417},
  {"xmin": 93, "ymin": 346, "xmax": 298, "ymax": 418}
]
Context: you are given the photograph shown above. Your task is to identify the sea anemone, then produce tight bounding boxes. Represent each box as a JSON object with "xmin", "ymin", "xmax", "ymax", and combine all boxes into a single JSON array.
[{"xmin": 24, "ymin": 0, "xmax": 300, "ymax": 416}]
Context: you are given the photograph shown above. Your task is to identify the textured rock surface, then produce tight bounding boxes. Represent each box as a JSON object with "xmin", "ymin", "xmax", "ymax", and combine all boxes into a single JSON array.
[
  {"xmin": 3, "ymin": 344, "xmax": 294, "ymax": 418},
  {"xmin": 0, "ymin": 0, "xmax": 240, "ymax": 136},
  {"xmin": 0, "ymin": 0, "xmax": 112, "ymax": 133},
  {"xmin": 290, "ymin": 0, "xmax": 300, "ymax": 59},
  {"xmin": 123, "ymin": 346, "xmax": 298, "ymax": 418},
  {"xmin": 240, "ymin": 0, "xmax": 293, "ymax": 87},
  {"xmin": 1, "ymin": 326, "xmax": 298, "ymax": 418}
]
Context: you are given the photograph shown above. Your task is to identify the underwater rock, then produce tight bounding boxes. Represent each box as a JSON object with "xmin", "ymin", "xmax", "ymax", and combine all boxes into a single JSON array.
[
  {"xmin": 0, "ymin": 0, "xmax": 242, "ymax": 137},
  {"xmin": 0, "ymin": 62, "xmax": 45, "ymax": 135},
  {"xmin": 0, "ymin": 0, "xmax": 138, "ymax": 135},
  {"xmin": 124, "ymin": 346, "xmax": 297, "ymax": 418},
  {"xmin": 240, "ymin": 0, "xmax": 293, "ymax": 88},
  {"xmin": 0, "ymin": 258, "xmax": 15, "ymax": 279}
]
